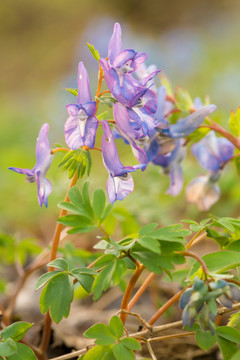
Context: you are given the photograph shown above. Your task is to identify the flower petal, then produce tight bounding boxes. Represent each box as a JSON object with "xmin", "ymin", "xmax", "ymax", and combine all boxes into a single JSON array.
[
  {"xmin": 155, "ymin": 86, "xmax": 167, "ymax": 122},
  {"xmin": 83, "ymin": 116, "xmax": 99, "ymax": 149},
  {"xmin": 77, "ymin": 62, "xmax": 92, "ymax": 104},
  {"xmin": 65, "ymin": 116, "xmax": 84, "ymax": 150},
  {"xmin": 101, "ymin": 120, "xmax": 142, "ymax": 176},
  {"xmin": 166, "ymin": 104, "xmax": 217, "ymax": 138},
  {"xmin": 113, "ymin": 49, "xmax": 136, "ymax": 69},
  {"xmin": 8, "ymin": 167, "xmax": 34, "ymax": 177},
  {"xmin": 35, "ymin": 123, "xmax": 53, "ymax": 175},
  {"xmin": 166, "ymin": 165, "xmax": 183, "ymax": 196},
  {"xmin": 106, "ymin": 174, "xmax": 134, "ymax": 204},
  {"xmin": 82, "ymin": 102, "xmax": 97, "ymax": 117},
  {"xmin": 186, "ymin": 176, "xmax": 220, "ymax": 211},
  {"xmin": 108, "ymin": 22, "xmax": 122, "ymax": 65},
  {"xmin": 36, "ymin": 172, "xmax": 52, "ymax": 207},
  {"xmin": 66, "ymin": 104, "xmax": 80, "ymax": 116}
]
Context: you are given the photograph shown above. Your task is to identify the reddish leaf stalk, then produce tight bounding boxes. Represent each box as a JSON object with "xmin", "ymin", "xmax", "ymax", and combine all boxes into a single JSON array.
[
  {"xmin": 120, "ymin": 264, "xmax": 145, "ymax": 324},
  {"xmin": 148, "ymin": 288, "xmax": 186, "ymax": 326}
]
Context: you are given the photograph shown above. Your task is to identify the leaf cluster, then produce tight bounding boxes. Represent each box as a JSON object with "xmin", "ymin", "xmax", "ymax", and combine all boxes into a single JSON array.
[
  {"xmin": 0, "ymin": 322, "xmax": 36, "ymax": 359},
  {"xmin": 59, "ymin": 149, "xmax": 92, "ymax": 179},
  {"xmin": 82, "ymin": 315, "xmax": 141, "ymax": 360}
]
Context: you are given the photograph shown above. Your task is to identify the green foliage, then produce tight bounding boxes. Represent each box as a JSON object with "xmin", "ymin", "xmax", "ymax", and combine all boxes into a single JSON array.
[
  {"xmin": 58, "ymin": 183, "xmax": 112, "ymax": 234},
  {"xmin": 96, "ymin": 96, "xmax": 117, "ymax": 107},
  {"xmin": 39, "ymin": 272, "xmax": 74, "ymax": 323},
  {"xmin": 1, "ymin": 322, "xmax": 33, "ymax": 342},
  {"xmin": 64, "ymin": 88, "xmax": 78, "ymax": 97},
  {"xmin": 83, "ymin": 316, "xmax": 140, "ymax": 359},
  {"xmin": 228, "ymin": 312, "xmax": 240, "ymax": 330},
  {"xmin": 195, "ymin": 330, "xmax": 216, "ymax": 351},
  {"xmin": 59, "ymin": 149, "xmax": 92, "ymax": 179},
  {"xmin": 216, "ymin": 335, "xmax": 238, "ymax": 360},
  {"xmin": 216, "ymin": 326, "xmax": 240, "ymax": 345},
  {"xmin": 0, "ymin": 322, "xmax": 36, "ymax": 359},
  {"xmin": 189, "ymin": 250, "xmax": 240, "ymax": 278},
  {"xmin": 6, "ymin": 342, "xmax": 37, "ymax": 360},
  {"xmin": 86, "ymin": 43, "xmax": 100, "ymax": 62},
  {"xmin": 0, "ymin": 233, "xmax": 41, "ymax": 265},
  {"xmin": 229, "ymin": 107, "xmax": 240, "ymax": 137},
  {"xmin": 0, "ymin": 339, "xmax": 17, "ymax": 357}
]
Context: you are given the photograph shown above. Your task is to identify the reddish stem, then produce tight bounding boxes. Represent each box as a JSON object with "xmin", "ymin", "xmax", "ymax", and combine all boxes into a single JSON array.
[
  {"xmin": 120, "ymin": 264, "xmax": 145, "ymax": 324},
  {"xmin": 148, "ymin": 288, "xmax": 186, "ymax": 326}
]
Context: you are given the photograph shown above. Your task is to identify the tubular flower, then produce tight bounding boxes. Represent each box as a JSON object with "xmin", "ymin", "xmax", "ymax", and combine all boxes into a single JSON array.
[
  {"xmin": 101, "ymin": 120, "xmax": 144, "ymax": 203},
  {"xmin": 186, "ymin": 173, "xmax": 221, "ymax": 211},
  {"xmin": 9, "ymin": 124, "xmax": 53, "ymax": 207},
  {"xmin": 65, "ymin": 62, "xmax": 98, "ymax": 150},
  {"xmin": 113, "ymin": 103, "xmax": 148, "ymax": 168},
  {"xmin": 99, "ymin": 22, "xmax": 160, "ymax": 108},
  {"xmin": 145, "ymin": 88, "xmax": 217, "ymax": 196},
  {"xmin": 192, "ymin": 130, "xmax": 234, "ymax": 171}
]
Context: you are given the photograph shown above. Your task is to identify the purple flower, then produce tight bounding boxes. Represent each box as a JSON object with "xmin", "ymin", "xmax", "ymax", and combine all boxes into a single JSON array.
[
  {"xmin": 160, "ymin": 104, "xmax": 217, "ymax": 138},
  {"xmin": 186, "ymin": 174, "xmax": 220, "ymax": 211},
  {"xmin": 65, "ymin": 62, "xmax": 98, "ymax": 150},
  {"xmin": 99, "ymin": 23, "xmax": 160, "ymax": 108},
  {"xmin": 113, "ymin": 103, "xmax": 147, "ymax": 167},
  {"xmin": 192, "ymin": 131, "xmax": 234, "ymax": 171},
  {"xmin": 101, "ymin": 120, "xmax": 143, "ymax": 203},
  {"xmin": 9, "ymin": 124, "xmax": 53, "ymax": 207}
]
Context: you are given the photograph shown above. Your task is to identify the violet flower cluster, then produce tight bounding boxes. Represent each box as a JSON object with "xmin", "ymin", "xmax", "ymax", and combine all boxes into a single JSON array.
[{"xmin": 9, "ymin": 22, "xmax": 235, "ymax": 208}]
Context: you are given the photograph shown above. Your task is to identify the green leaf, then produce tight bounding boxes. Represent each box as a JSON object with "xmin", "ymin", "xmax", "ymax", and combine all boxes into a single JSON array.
[
  {"xmin": 101, "ymin": 204, "xmax": 113, "ymax": 222},
  {"xmin": 84, "ymin": 324, "xmax": 116, "ymax": 340},
  {"xmin": 212, "ymin": 218, "xmax": 236, "ymax": 232},
  {"xmin": 6, "ymin": 342, "xmax": 37, "ymax": 360},
  {"xmin": 137, "ymin": 236, "xmax": 160, "ymax": 254},
  {"xmin": 71, "ymin": 267, "xmax": 97, "ymax": 275},
  {"xmin": 228, "ymin": 240, "xmax": 240, "ymax": 252},
  {"xmin": 83, "ymin": 345, "xmax": 113, "ymax": 360},
  {"xmin": 228, "ymin": 312, "xmax": 240, "ymax": 330},
  {"xmin": 67, "ymin": 226, "xmax": 96, "ymax": 234},
  {"xmin": 35, "ymin": 271, "xmax": 61, "ymax": 291},
  {"xmin": 94, "ymin": 254, "xmax": 116, "ymax": 268},
  {"xmin": 68, "ymin": 186, "xmax": 83, "ymax": 207},
  {"xmin": 39, "ymin": 273, "xmax": 73, "ymax": 323},
  {"xmin": 216, "ymin": 326, "xmax": 240, "ymax": 345},
  {"xmin": 230, "ymin": 350, "xmax": 240, "ymax": 360},
  {"xmin": 57, "ymin": 201, "xmax": 89, "ymax": 216},
  {"xmin": 59, "ymin": 149, "xmax": 92, "ymax": 179},
  {"xmin": 0, "ymin": 338, "xmax": 16, "ymax": 356},
  {"xmin": 229, "ymin": 107, "xmax": 240, "ymax": 137},
  {"xmin": 217, "ymin": 335, "xmax": 238, "ymax": 360},
  {"xmin": 151, "ymin": 224, "xmax": 191, "ymax": 242},
  {"xmin": 112, "ymin": 342, "xmax": 135, "ymax": 360},
  {"xmin": 195, "ymin": 330, "xmax": 216, "ymax": 351},
  {"xmin": 92, "ymin": 261, "xmax": 116, "ymax": 300},
  {"xmin": 1, "ymin": 322, "xmax": 33, "ymax": 342},
  {"xmin": 47, "ymin": 258, "xmax": 69, "ymax": 271},
  {"xmin": 109, "ymin": 316, "xmax": 123, "ymax": 339},
  {"xmin": 82, "ymin": 182, "xmax": 94, "ymax": 217},
  {"xmin": 93, "ymin": 189, "xmax": 106, "ymax": 221},
  {"xmin": 139, "ymin": 223, "xmax": 158, "ymax": 237},
  {"xmin": 94, "ymin": 336, "xmax": 116, "ymax": 345},
  {"xmin": 58, "ymin": 215, "xmax": 94, "ymax": 227},
  {"xmin": 72, "ymin": 273, "xmax": 94, "ymax": 293},
  {"xmin": 64, "ymin": 88, "xmax": 78, "ymax": 97},
  {"xmin": 175, "ymin": 87, "xmax": 193, "ymax": 112},
  {"xmin": 120, "ymin": 337, "xmax": 141, "ymax": 350},
  {"xmin": 189, "ymin": 251, "xmax": 240, "ymax": 277},
  {"xmin": 86, "ymin": 43, "xmax": 100, "ymax": 61}
]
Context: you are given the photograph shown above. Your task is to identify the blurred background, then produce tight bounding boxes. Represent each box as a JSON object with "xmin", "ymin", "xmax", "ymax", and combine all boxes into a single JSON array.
[{"xmin": 1, "ymin": 0, "xmax": 240, "ymax": 238}]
